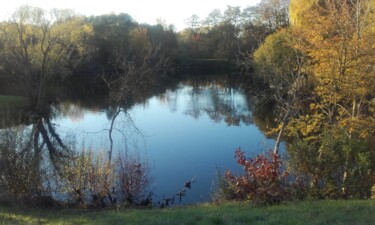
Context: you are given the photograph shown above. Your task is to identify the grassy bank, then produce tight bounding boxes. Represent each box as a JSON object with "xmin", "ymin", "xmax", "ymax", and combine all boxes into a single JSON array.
[
  {"xmin": 0, "ymin": 200, "xmax": 374, "ymax": 225},
  {"xmin": 0, "ymin": 95, "xmax": 27, "ymax": 110}
]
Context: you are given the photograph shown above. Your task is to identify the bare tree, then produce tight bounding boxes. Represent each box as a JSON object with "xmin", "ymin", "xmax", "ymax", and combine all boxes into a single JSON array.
[{"xmin": 104, "ymin": 45, "xmax": 172, "ymax": 163}]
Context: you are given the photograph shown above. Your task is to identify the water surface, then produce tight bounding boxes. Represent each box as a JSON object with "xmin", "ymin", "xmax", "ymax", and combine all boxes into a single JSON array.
[{"xmin": 54, "ymin": 75, "xmax": 278, "ymax": 204}]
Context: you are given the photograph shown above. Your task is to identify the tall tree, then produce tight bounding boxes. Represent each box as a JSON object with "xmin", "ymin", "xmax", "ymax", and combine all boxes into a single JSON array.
[
  {"xmin": 252, "ymin": 0, "xmax": 375, "ymax": 198},
  {"xmin": 88, "ymin": 13, "xmax": 135, "ymax": 72},
  {"xmin": 255, "ymin": 0, "xmax": 290, "ymax": 31},
  {"xmin": 0, "ymin": 6, "xmax": 92, "ymax": 112},
  {"xmin": 287, "ymin": 0, "xmax": 375, "ymax": 197},
  {"xmin": 253, "ymin": 28, "xmax": 308, "ymax": 154},
  {"xmin": 289, "ymin": 0, "xmax": 315, "ymax": 25},
  {"xmin": 292, "ymin": 0, "xmax": 375, "ymax": 139},
  {"xmin": 203, "ymin": 9, "xmax": 223, "ymax": 28},
  {"xmin": 223, "ymin": 6, "xmax": 242, "ymax": 26}
]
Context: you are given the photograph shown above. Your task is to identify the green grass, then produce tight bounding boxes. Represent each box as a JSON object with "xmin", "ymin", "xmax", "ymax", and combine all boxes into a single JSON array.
[
  {"xmin": 0, "ymin": 200, "xmax": 374, "ymax": 225},
  {"xmin": 0, "ymin": 95, "xmax": 27, "ymax": 110}
]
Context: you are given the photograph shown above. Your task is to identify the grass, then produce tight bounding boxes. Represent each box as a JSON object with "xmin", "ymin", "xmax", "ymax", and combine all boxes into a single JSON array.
[
  {"xmin": 0, "ymin": 95, "xmax": 27, "ymax": 110},
  {"xmin": 0, "ymin": 200, "xmax": 374, "ymax": 225},
  {"xmin": 0, "ymin": 95, "xmax": 27, "ymax": 127}
]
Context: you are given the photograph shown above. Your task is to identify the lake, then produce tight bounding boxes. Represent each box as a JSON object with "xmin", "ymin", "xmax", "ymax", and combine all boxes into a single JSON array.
[{"xmin": 51, "ymin": 74, "xmax": 279, "ymax": 205}]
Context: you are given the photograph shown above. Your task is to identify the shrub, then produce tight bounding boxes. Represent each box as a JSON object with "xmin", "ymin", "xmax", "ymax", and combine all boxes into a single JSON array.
[
  {"xmin": 0, "ymin": 127, "xmax": 47, "ymax": 201},
  {"xmin": 116, "ymin": 150, "xmax": 151, "ymax": 205},
  {"xmin": 62, "ymin": 149, "xmax": 114, "ymax": 208},
  {"xmin": 224, "ymin": 148, "xmax": 290, "ymax": 205},
  {"xmin": 62, "ymin": 149, "xmax": 151, "ymax": 208},
  {"xmin": 287, "ymin": 133, "xmax": 374, "ymax": 199},
  {"xmin": 211, "ymin": 168, "xmax": 238, "ymax": 203}
]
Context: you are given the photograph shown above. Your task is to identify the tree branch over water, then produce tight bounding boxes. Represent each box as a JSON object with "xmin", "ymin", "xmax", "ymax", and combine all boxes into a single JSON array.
[{"xmin": 103, "ymin": 44, "xmax": 172, "ymax": 163}]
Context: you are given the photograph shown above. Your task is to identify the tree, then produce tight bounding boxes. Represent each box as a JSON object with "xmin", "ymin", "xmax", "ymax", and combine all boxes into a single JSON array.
[
  {"xmin": 87, "ymin": 13, "xmax": 135, "ymax": 73},
  {"xmin": 214, "ymin": 22, "xmax": 240, "ymax": 59},
  {"xmin": 292, "ymin": 0, "xmax": 375, "ymax": 139},
  {"xmin": 286, "ymin": 0, "xmax": 375, "ymax": 197},
  {"xmin": 104, "ymin": 37, "xmax": 172, "ymax": 163},
  {"xmin": 289, "ymin": 0, "xmax": 315, "ymax": 25},
  {"xmin": 253, "ymin": 28, "xmax": 308, "ymax": 154},
  {"xmin": 255, "ymin": 0, "xmax": 290, "ymax": 31},
  {"xmin": 0, "ymin": 6, "xmax": 92, "ymax": 112},
  {"xmin": 251, "ymin": 0, "xmax": 374, "ymax": 198},
  {"xmin": 185, "ymin": 14, "xmax": 201, "ymax": 34},
  {"xmin": 236, "ymin": 0, "xmax": 291, "ymax": 74},
  {"xmin": 203, "ymin": 9, "xmax": 223, "ymax": 28},
  {"xmin": 223, "ymin": 6, "xmax": 242, "ymax": 27}
]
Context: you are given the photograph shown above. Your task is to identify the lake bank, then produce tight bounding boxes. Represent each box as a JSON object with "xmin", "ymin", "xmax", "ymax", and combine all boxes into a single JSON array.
[
  {"xmin": 0, "ymin": 95, "xmax": 27, "ymax": 109},
  {"xmin": 0, "ymin": 200, "xmax": 374, "ymax": 225}
]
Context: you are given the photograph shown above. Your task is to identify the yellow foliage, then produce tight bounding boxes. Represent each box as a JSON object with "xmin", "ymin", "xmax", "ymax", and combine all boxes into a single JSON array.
[
  {"xmin": 289, "ymin": 0, "xmax": 316, "ymax": 26},
  {"xmin": 290, "ymin": 0, "xmax": 375, "ymax": 138},
  {"xmin": 0, "ymin": 7, "xmax": 93, "ymax": 82}
]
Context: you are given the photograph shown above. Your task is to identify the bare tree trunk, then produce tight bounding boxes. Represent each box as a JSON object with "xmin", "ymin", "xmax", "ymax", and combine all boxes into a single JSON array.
[
  {"xmin": 273, "ymin": 109, "xmax": 290, "ymax": 155},
  {"xmin": 36, "ymin": 79, "xmax": 46, "ymax": 112},
  {"xmin": 108, "ymin": 107, "xmax": 121, "ymax": 163}
]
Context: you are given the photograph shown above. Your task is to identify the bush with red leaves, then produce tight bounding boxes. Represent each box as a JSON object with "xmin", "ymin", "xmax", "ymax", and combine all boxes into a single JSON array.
[{"xmin": 225, "ymin": 148, "xmax": 290, "ymax": 205}]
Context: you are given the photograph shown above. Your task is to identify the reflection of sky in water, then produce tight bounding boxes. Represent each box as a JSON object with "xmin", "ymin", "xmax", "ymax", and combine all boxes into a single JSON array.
[{"xmin": 54, "ymin": 84, "xmax": 280, "ymax": 205}]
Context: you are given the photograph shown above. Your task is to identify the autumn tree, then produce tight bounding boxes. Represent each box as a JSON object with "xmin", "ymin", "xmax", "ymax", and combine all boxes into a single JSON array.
[
  {"xmin": 285, "ymin": 0, "xmax": 375, "ymax": 197},
  {"xmin": 237, "ymin": 0, "xmax": 291, "ymax": 73},
  {"xmin": 251, "ymin": 0, "xmax": 375, "ymax": 198},
  {"xmin": 253, "ymin": 28, "xmax": 309, "ymax": 154},
  {"xmin": 0, "ymin": 6, "xmax": 92, "ymax": 112},
  {"xmin": 289, "ymin": 0, "xmax": 315, "ymax": 25},
  {"xmin": 291, "ymin": 0, "xmax": 375, "ymax": 140}
]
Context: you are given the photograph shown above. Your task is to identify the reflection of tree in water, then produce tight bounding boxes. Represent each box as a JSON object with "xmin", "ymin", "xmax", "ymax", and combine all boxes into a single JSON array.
[
  {"xmin": 156, "ymin": 89, "xmax": 179, "ymax": 113},
  {"xmin": 58, "ymin": 102, "xmax": 86, "ymax": 122},
  {"xmin": 186, "ymin": 84, "xmax": 204, "ymax": 119},
  {"xmin": 0, "ymin": 102, "xmax": 152, "ymax": 207},
  {"xmin": 183, "ymin": 75, "xmax": 253, "ymax": 126},
  {"xmin": 0, "ymin": 106, "xmax": 72, "ymax": 201},
  {"xmin": 246, "ymin": 92, "xmax": 278, "ymax": 136}
]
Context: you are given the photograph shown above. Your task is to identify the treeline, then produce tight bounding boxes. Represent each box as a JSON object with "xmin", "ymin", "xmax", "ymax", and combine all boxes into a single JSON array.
[
  {"xmin": 0, "ymin": 1, "xmax": 289, "ymax": 110},
  {"xmin": 0, "ymin": 2, "xmax": 289, "ymax": 85},
  {"xmin": 179, "ymin": 0, "xmax": 289, "ymax": 61}
]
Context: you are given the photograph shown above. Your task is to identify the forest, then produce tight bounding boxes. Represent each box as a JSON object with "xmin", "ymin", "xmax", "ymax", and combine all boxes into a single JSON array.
[{"xmin": 0, "ymin": 0, "xmax": 374, "ymax": 208}]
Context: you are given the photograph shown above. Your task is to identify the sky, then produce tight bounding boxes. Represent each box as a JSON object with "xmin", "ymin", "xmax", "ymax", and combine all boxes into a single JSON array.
[{"xmin": 0, "ymin": 0, "xmax": 261, "ymax": 30}]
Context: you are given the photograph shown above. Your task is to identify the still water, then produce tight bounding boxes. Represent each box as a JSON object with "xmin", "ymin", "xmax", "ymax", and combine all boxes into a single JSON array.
[{"xmin": 54, "ymin": 75, "xmax": 279, "ymax": 205}]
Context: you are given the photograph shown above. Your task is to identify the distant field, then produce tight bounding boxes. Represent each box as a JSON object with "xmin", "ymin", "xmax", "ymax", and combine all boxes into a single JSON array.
[{"xmin": 0, "ymin": 200, "xmax": 374, "ymax": 225}]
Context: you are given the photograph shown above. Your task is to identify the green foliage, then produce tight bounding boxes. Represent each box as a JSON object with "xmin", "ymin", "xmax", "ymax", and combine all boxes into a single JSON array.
[
  {"xmin": 287, "ymin": 130, "xmax": 374, "ymax": 199},
  {"xmin": 253, "ymin": 28, "xmax": 304, "ymax": 94},
  {"xmin": 86, "ymin": 15, "xmax": 178, "ymax": 75},
  {"xmin": 0, "ymin": 96, "xmax": 27, "ymax": 110},
  {"xmin": 178, "ymin": 1, "xmax": 289, "ymax": 62}
]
